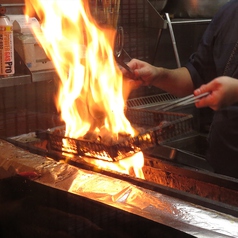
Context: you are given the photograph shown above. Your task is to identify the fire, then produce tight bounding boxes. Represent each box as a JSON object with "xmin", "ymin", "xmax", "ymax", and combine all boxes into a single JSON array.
[
  {"xmin": 25, "ymin": 0, "xmax": 144, "ymax": 178},
  {"xmin": 84, "ymin": 151, "xmax": 145, "ymax": 179}
]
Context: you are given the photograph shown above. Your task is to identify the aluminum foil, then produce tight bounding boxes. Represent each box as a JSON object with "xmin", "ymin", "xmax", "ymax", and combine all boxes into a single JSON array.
[
  {"xmin": 1, "ymin": 138, "xmax": 238, "ymax": 238},
  {"xmin": 68, "ymin": 170, "xmax": 238, "ymax": 238}
]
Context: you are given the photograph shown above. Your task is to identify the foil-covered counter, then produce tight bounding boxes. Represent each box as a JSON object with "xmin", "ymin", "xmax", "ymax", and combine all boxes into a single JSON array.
[{"xmin": 0, "ymin": 139, "xmax": 238, "ymax": 238}]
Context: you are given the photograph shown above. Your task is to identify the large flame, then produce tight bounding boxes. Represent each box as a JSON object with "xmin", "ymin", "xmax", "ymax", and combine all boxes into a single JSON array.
[{"xmin": 25, "ymin": 0, "xmax": 144, "ymax": 178}]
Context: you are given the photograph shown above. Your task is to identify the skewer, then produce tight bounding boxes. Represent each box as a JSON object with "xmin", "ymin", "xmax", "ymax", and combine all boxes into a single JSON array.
[{"xmin": 154, "ymin": 92, "xmax": 209, "ymax": 111}]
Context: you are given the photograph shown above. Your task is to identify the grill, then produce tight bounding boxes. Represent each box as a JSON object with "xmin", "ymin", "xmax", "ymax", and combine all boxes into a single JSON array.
[
  {"xmin": 44, "ymin": 109, "xmax": 193, "ymax": 162},
  {"xmin": 2, "ymin": 92, "xmax": 238, "ymax": 237}
]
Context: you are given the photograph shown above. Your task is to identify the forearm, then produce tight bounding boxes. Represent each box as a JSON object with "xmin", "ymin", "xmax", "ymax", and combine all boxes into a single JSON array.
[
  {"xmin": 126, "ymin": 59, "xmax": 195, "ymax": 97},
  {"xmin": 152, "ymin": 67, "xmax": 194, "ymax": 97}
]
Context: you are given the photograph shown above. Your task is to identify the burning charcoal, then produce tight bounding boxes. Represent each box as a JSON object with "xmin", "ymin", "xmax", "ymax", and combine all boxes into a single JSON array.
[
  {"xmin": 117, "ymin": 132, "xmax": 133, "ymax": 144},
  {"xmin": 82, "ymin": 107, "xmax": 106, "ymax": 141},
  {"xmin": 133, "ymin": 126, "xmax": 147, "ymax": 135},
  {"xmin": 98, "ymin": 126, "xmax": 115, "ymax": 145},
  {"xmin": 52, "ymin": 127, "xmax": 65, "ymax": 136},
  {"xmin": 83, "ymin": 115, "xmax": 103, "ymax": 141},
  {"xmin": 83, "ymin": 131, "xmax": 98, "ymax": 141},
  {"xmin": 118, "ymin": 132, "xmax": 131, "ymax": 138}
]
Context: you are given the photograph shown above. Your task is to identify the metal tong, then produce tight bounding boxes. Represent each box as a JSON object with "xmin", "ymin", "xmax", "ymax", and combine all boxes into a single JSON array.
[
  {"xmin": 114, "ymin": 26, "xmax": 144, "ymax": 81},
  {"xmin": 115, "ymin": 56, "xmax": 137, "ymax": 79},
  {"xmin": 154, "ymin": 92, "xmax": 209, "ymax": 111}
]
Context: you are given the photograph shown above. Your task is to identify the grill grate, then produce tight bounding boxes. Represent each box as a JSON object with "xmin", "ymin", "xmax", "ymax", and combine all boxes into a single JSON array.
[
  {"xmin": 127, "ymin": 93, "xmax": 178, "ymax": 109},
  {"xmin": 47, "ymin": 108, "xmax": 193, "ymax": 162}
]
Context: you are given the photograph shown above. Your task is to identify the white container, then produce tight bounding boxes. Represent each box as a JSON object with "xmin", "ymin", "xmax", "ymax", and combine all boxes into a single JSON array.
[{"xmin": 13, "ymin": 32, "xmax": 55, "ymax": 72}]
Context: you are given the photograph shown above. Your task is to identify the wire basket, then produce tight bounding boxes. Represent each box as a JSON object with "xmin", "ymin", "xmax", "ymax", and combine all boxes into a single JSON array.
[{"xmin": 47, "ymin": 108, "xmax": 193, "ymax": 162}]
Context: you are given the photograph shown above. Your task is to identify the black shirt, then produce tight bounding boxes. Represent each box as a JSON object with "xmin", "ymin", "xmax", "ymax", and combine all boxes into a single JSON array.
[{"xmin": 185, "ymin": 0, "xmax": 238, "ymax": 178}]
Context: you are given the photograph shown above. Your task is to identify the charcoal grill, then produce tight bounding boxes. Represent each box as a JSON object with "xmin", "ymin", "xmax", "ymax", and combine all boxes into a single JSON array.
[{"xmin": 1, "ymin": 86, "xmax": 238, "ymax": 238}]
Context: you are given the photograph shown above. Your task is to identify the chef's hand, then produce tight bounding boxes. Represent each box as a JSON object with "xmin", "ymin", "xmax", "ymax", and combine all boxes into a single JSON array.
[
  {"xmin": 122, "ymin": 59, "xmax": 194, "ymax": 97},
  {"xmin": 122, "ymin": 59, "xmax": 160, "ymax": 88},
  {"xmin": 194, "ymin": 76, "xmax": 238, "ymax": 110}
]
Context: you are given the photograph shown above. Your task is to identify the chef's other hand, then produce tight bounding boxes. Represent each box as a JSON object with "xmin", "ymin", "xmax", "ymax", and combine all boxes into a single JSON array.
[{"xmin": 194, "ymin": 76, "xmax": 238, "ymax": 110}]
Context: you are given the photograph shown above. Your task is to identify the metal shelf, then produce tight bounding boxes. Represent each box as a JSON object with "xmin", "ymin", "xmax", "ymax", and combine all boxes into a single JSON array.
[
  {"xmin": 0, "ymin": 74, "xmax": 31, "ymax": 88},
  {"xmin": 0, "ymin": 51, "xmax": 57, "ymax": 88},
  {"xmin": 0, "ymin": 70, "xmax": 58, "ymax": 88}
]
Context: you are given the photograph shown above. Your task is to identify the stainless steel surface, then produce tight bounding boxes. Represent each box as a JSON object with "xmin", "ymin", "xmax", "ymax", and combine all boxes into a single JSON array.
[
  {"xmin": 165, "ymin": 13, "xmax": 181, "ymax": 68},
  {"xmin": 149, "ymin": 0, "xmax": 168, "ymax": 12},
  {"xmin": 0, "ymin": 74, "xmax": 31, "ymax": 88},
  {"xmin": 166, "ymin": 0, "xmax": 230, "ymax": 18},
  {"xmin": 2, "ymin": 3, "xmax": 25, "ymax": 15},
  {"xmin": 171, "ymin": 19, "xmax": 211, "ymax": 24}
]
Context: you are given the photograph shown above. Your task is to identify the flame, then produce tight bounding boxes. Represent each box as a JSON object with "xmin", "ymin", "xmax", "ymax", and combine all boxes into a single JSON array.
[
  {"xmin": 25, "ymin": 0, "xmax": 144, "ymax": 178},
  {"xmin": 84, "ymin": 151, "xmax": 145, "ymax": 179}
]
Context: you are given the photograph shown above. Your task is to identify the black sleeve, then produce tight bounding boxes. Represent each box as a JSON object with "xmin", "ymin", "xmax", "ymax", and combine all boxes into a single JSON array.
[{"xmin": 185, "ymin": 0, "xmax": 238, "ymax": 88}]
